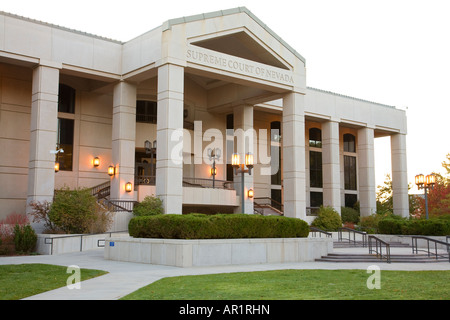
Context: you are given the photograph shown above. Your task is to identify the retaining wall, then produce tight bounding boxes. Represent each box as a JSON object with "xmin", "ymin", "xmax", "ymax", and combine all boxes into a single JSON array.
[{"xmin": 103, "ymin": 237, "xmax": 333, "ymax": 267}]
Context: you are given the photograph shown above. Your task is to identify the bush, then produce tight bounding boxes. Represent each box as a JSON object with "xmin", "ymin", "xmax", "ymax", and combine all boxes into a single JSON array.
[
  {"xmin": 341, "ymin": 207, "xmax": 360, "ymax": 224},
  {"xmin": 377, "ymin": 218, "xmax": 450, "ymax": 236},
  {"xmin": 133, "ymin": 196, "xmax": 163, "ymax": 216},
  {"xmin": 49, "ymin": 187, "xmax": 111, "ymax": 234},
  {"xmin": 14, "ymin": 224, "xmax": 37, "ymax": 253},
  {"xmin": 128, "ymin": 214, "xmax": 310, "ymax": 239},
  {"xmin": 310, "ymin": 206, "xmax": 342, "ymax": 231}
]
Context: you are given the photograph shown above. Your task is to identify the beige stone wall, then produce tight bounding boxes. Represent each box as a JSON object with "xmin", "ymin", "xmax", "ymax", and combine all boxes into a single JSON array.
[{"xmin": 0, "ymin": 64, "xmax": 32, "ymax": 219}]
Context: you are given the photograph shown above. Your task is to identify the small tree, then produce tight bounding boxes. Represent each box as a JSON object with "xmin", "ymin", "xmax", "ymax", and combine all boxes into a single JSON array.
[
  {"xmin": 133, "ymin": 196, "xmax": 163, "ymax": 216},
  {"xmin": 311, "ymin": 206, "xmax": 342, "ymax": 231}
]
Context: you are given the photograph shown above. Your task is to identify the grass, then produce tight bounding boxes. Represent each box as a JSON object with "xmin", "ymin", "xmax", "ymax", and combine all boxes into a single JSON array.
[
  {"xmin": 0, "ymin": 264, "xmax": 108, "ymax": 300},
  {"xmin": 121, "ymin": 269, "xmax": 450, "ymax": 300}
]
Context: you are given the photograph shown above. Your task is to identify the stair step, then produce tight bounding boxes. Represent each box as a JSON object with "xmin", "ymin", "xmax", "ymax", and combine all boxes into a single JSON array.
[{"xmin": 316, "ymin": 253, "xmax": 449, "ymax": 263}]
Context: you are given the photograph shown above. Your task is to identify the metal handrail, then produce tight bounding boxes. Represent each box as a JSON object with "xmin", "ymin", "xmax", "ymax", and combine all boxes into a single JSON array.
[
  {"xmin": 309, "ymin": 227, "xmax": 332, "ymax": 238},
  {"xmin": 338, "ymin": 227, "xmax": 368, "ymax": 247},
  {"xmin": 253, "ymin": 197, "xmax": 284, "ymax": 214},
  {"xmin": 411, "ymin": 236, "xmax": 450, "ymax": 262},
  {"xmin": 368, "ymin": 235, "xmax": 391, "ymax": 263},
  {"xmin": 44, "ymin": 231, "xmax": 127, "ymax": 255},
  {"xmin": 182, "ymin": 177, "xmax": 235, "ymax": 190}
]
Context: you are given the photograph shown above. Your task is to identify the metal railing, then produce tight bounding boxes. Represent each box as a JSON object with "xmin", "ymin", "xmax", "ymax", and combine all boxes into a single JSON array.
[
  {"xmin": 368, "ymin": 235, "xmax": 391, "ymax": 263},
  {"xmin": 44, "ymin": 231, "xmax": 127, "ymax": 255},
  {"xmin": 182, "ymin": 177, "xmax": 235, "ymax": 190},
  {"xmin": 100, "ymin": 199, "xmax": 137, "ymax": 212},
  {"xmin": 254, "ymin": 197, "xmax": 283, "ymax": 213},
  {"xmin": 338, "ymin": 227, "xmax": 368, "ymax": 247},
  {"xmin": 306, "ymin": 207, "xmax": 320, "ymax": 216},
  {"xmin": 309, "ymin": 227, "xmax": 332, "ymax": 238},
  {"xmin": 135, "ymin": 175, "xmax": 156, "ymax": 186},
  {"xmin": 411, "ymin": 236, "xmax": 450, "ymax": 262}
]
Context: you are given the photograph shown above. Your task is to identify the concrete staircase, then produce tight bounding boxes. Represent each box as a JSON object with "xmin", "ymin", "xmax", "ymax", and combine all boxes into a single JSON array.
[{"xmin": 316, "ymin": 240, "xmax": 449, "ymax": 263}]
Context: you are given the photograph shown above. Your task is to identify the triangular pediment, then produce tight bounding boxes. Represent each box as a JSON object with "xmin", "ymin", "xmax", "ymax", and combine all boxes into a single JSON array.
[{"xmin": 191, "ymin": 29, "xmax": 290, "ymax": 70}]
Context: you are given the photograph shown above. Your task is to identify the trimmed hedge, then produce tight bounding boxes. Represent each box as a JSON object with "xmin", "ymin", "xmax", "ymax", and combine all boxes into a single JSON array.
[
  {"xmin": 378, "ymin": 218, "xmax": 450, "ymax": 236},
  {"xmin": 128, "ymin": 214, "xmax": 310, "ymax": 239}
]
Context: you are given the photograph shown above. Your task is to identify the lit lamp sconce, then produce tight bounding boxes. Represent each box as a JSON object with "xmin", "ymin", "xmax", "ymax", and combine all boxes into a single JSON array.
[
  {"xmin": 93, "ymin": 157, "xmax": 100, "ymax": 167},
  {"xmin": 210, "ymin": 167, "xmax": 217, "ymax": 176},
  {"xmin": 54, "ymin": 162, "xmax": 60, "ymax": 173},
  {"xmin": 108, "ymin": 165, "xmax": 115, "ymax": 177},
  {"xmin": 248, "ymin": 189, "xmax": 254, "ymax": 199},
  {"xmin": 245, "ymin": 153, "xmax": 254, "ymax": 175},
  {"xmin": 125, "ymin": 182, "xmax": 133, "ymax": 193}
]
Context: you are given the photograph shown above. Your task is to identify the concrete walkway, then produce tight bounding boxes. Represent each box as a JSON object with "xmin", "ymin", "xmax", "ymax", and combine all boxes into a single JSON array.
[{"xmin": 0, "ymin": 247, "xmax": 449, "ymax": 300}]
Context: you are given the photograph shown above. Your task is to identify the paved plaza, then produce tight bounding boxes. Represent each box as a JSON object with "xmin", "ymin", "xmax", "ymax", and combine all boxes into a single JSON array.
[{"xmin": 1, "ymin": 247, "xmax": 448, "ymax": 300}]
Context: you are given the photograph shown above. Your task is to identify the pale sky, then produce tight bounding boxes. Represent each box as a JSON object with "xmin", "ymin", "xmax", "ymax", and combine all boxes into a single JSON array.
[{"xmin": 2, "ymin": 0, "xmax": 449, "ymax": 193}]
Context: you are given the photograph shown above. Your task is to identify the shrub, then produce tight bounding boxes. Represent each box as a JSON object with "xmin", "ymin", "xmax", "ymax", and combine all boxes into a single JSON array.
[
  {"xmin": 49, "ymin": 187, "xmax": 111, "ymax": 234},
  {"xmin": 377, "ymin": 218, "xmax": 450, "ymax": 236},
  {"xmin": 310, "ymin": 206, "xmax": 342, "ymax": 231},
  {"xmin": 14, "ymin": 224, "xmax": 37, "ymax": 253},
  {"xmin": 341, "ymin": 207, "xmax": 360, "ymax": 224},
  {"xmin": 133, "ymin": 196, "xmax": 163, "ymax": 216},
  {"xmin": 128, "ymin": 213, "xmax": 310, "ymax": 239}
]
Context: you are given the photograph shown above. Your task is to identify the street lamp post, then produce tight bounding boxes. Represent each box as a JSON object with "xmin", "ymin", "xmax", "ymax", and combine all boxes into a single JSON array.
[
  {"xmin": 415, "ymin": 173, "xmax": 436, "ymax": 220},
  {"xmin": 208, "ymin": 148, "xmax": 221, "ymax": 189},
  {"xmin": 232, "ymin": 152, "xmax": 254, "ymax": 214}
]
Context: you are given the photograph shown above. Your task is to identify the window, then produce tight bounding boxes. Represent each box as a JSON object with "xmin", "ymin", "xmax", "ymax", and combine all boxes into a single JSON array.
[
  {"xmin": 136, "ymin": 100, "xmax": 157, "ymax": 123},
  {"xmin": 345, "ymin": 194, "xmax": 358, "ymax": 208},
  {"xmin": 310, "ymin": 192, "xmax": 323, "ymax": 208},
  {"xmin": 56, "ymin": 118, "xmax": 74, "ymax": 171},
  {"xmin": 309, "ymin": 151, "xmax": 323, "ymax": 188},
  {"xmin": 271, "ymin": 121, "xmax": 281, "ymax": 185},
  {"xmin": 309, "ymin": 128, "xmax": 322, "ymax": 148},
  {"xmin": 226, "ymin": 114, "xmax": 234, "ymax": 182},
  {"xmin": 58, "ymin": 84, "xmax": 76, "ymax": 114},
  {"xmin": 344, "ymin": 134, "xmax": 356, "ymax": 153},
  {"xmin": 344, "ymin": 155, "xmax": 357, "ymax": 190}
]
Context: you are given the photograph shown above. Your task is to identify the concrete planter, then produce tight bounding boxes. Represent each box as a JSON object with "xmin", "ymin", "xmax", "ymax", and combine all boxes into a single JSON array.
[{"xmin": 104, "ymin": 237, "xmax": 333, "ymax": 267}]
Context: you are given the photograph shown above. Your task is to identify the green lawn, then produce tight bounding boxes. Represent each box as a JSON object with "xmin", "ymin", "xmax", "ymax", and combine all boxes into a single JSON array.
[
  {"xmin": 0, "ymin": 264, "xmax": 108, "ymax": 300},
  {"xmin": 121, "ymin": 269, "xmax": 450, "ymax": 300}
]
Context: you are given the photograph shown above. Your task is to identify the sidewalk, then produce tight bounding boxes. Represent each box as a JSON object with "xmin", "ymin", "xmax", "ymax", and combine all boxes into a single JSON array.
[{"xmin": 1, "ymin": 247, "xmax": 449, "ymax": 300}]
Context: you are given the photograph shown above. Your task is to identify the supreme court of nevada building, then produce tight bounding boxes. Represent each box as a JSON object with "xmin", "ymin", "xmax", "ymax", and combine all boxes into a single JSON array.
[{"xmin": 0, "ymin": 7, "xmax": 409, "ymax": 231}]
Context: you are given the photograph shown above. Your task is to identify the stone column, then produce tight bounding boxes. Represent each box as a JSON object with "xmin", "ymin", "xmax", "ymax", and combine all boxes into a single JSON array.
[
  {"xmin": 391, "ymin": 133, "xmax": 409, "ymax": 217},
  {"xmin": 156, "ymin": 63, "xmax": 184, "ymax": 214},
  {"xmin": 322, "ymin": 120, "xmax": 341, "ymax": 213},
  {"xmin": 233, "ymin": 104, "xmax": 254, "ymax": 214},
  {"xmin": 357, "ymin": 127, "xmax": 377, "ymax": 216},
  {"xmin": 111, "ymin": 81, "xmax": 137, "ymax": 201},
  {"xmin": 282, "ymin": 92, "xmax": 306, "ymax": 219},
  {"xmin": 27, "ymin": 62, "xmax": 61, "ymax": 215}
]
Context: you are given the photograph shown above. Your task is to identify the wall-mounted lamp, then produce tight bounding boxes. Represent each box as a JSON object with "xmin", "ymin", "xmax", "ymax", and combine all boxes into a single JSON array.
[
  {"xmin": 108, "ymin": 165, "xmax": 115, "ymax": 177},
  {"xmin": 125, "ymin": 182, "xmax": 133, "ymax": 192},
  {"xmin": 248, "ymin": 189, "xmax": 254, "ymax": 199},
  {"xmin": 54, "ymin": 162, "xmax": 60, "ymax": 173},
  {"xmin": 210, "ymin": 167, "xmax": 217, "ymax": 176},
  {"xmin": 93, "ymin": 157, "xmax": 100, "ymax": 167}
]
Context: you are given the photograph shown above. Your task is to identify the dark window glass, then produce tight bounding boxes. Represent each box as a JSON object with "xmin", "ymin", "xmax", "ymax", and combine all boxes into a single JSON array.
[
  {"xmin": 271, "ymin": 189, "xmax": 282, "ymax": 211},
  {"xmin": 271, "ymin": 121, "xmax": 281, "ymax": 185},
  {"xmin": 136, "ymin": 100, "xmax": 157, "ymax": 123},
  {"xmin": 310, "ymin": 192, "xmax": 323, "ymax": 208},
  {"xmin": 309, "ymin": 128, "xmax": 322, "ymax": 148},
  {"xmin": 226, "ymin": 114, "xmax": 234, "ymax": 130},
  {"xmin": 345, "ymin": 194, "xmax": 358, "ymax": 208},
  {"xmin": 56, "ymin": 118, "xmax": 74, "ymax": 171},
  {"xmin": 309, "ymin": 151, "xmax": 323, "ymax": 188},
  {"xmin": 58, "ymin": 84, "xmax": 75, "ymax": 113},
  {"xmin": 344, "ymin": 155, "xmax": 357, "ymax": 190},
  {"xmin": 344, "ymin": 134, "xmax": 356, "ymax": 153}
]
